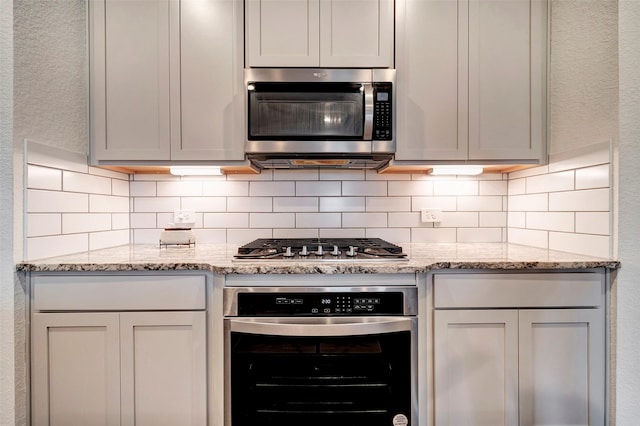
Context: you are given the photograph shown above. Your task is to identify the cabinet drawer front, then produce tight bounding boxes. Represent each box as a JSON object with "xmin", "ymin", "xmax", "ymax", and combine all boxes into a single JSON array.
[
  {"xmin": 33, "ymin": 274, "xmax": 206, "ymax": 311},
  {"xmin": 434, "ymin": 272, "xmax": 603, "ymax": 308}
]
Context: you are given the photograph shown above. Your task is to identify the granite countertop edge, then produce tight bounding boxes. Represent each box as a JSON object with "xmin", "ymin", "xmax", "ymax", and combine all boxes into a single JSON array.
[{"xmin": 15, "ymin": 243, "xmax": 621, "ymax": 274}]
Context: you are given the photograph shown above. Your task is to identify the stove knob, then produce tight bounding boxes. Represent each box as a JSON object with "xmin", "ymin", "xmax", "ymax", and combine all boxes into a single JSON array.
[
  {"xmin": 315, "ymin": 245, "xmax": 324, "ymax": 256},
  {"xmin": 300, "ymin": 246, "xmax": 309, "ymax": 256},
  {"xmin": 283, "ymin": 247, "xmax": 294, "ymax": 258},
  {"xmin": 346, "ymin": 246, "xmax": 357, "ymax": 257},
  {"xmin": 331, "ymin": 245, "xmax": 340, "ymax": 256}
]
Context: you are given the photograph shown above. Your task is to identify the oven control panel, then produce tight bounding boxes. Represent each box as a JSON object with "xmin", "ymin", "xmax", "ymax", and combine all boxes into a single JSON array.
[{"xmin": 237, "ymin": 292, "xmax": 405, "ymax": 316}]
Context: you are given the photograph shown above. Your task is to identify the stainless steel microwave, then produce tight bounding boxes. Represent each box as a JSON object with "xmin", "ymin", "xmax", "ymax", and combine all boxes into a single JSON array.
[{"xmin": 244, "ymin": 69, "xmax": 396, "ymax": 169}]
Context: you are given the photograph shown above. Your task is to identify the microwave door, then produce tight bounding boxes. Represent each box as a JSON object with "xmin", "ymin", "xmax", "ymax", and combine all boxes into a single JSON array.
[{"xmin": 248, "ymin": 83, "xmax": 367, "ymax": 140}]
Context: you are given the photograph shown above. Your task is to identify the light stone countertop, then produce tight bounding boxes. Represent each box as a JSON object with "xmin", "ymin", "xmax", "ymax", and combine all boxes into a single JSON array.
[{"xmin": 16, "ymin": 243, "xmax": 620, "ymax": 274}]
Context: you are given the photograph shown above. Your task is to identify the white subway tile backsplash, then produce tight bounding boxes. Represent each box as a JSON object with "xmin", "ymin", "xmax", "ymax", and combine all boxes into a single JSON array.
[
  {"xmin": 412, "ymin": 196, "xmax": 457, "ymax": 212},
  {"xmin": 89, "ymin": 230, "xmax": 129, "ymax": 251},
  {"xmin": 193, "ymin": 229, "xmax": 227, "ymax": 244},
  {"xmin": 28, "ymin": 190, "xmax": 89, "ymax": 213},
  {"xmin": 576, "ymin": 212, "xmax": 611, "ymax": 236},
  {"xmin": 112, "ymin": 213, "xmax": 130, "ymax": 230},
  {"xmin": 479, "ymin": 212, "xmax": 507, "ymax": 228},
  {"xmin": 388, "ymin": 212, "xmax": 426, "ymax": 228},
  {"xmin": 250, "ymin": 213, "xmax": 295, "ymax": 228},
  {"xmin": 343, "ymin": 213, "xmax": 387, "ymax": 228},
  {"xmin": 130, "ymin": 213, "xmax": 156, "ymax": 229},
  {"xmin": 274, "ymin": 197, "xmax": 319, "ymax": 212},
  {"xmin": 157, "ymin": 181, "xmax": 203, "ymax": 197},
  {"xmin": 275, "ymin": 169, "xmax": 319, "ymax": 181},
  {"xmin": 479, "ymin": 180, "xmax": 508, "ymax": 196},
  {"xmin": 365, "ymin": 170, "xmax": 410, "ymax": 181},
  {"xmin": 130, "ymin": 181, "xmax": 157, "ymax": 197},
  {"xmin": 508, "ymin": 164, "xmax": 549, "ymax": 180},
  {"xmin": 62, "ymin": 213, "xmax": 112, "ymax": 234},
  {"xmin": 525, "ymin": 170, "xmax": 574, "ymax": 194},
  {"xmin": 64, "ymin": 171, "xmax": 112, "ymax": 195},
  {"xmin": 320, "ymin": 169, "xmax": 365, "ymax": 181},
  {"xmin": 549, "ymin": 232, "xmax": 610, "ymax": 258},
  {"xmin": 181, "ymin": 197, "xmax": 226, "ymax": 212},
  {"xmin": 27, "ymin": 234, "xmax": 89, "ymax": 260},
  {"xmin": 227, "ymin": 229, "xmax": 273, "ymax": 243},
  {"xmin": 27, "ymin": 214, "xmax": 61, "ymax": 237},
  {"xmin": 457, "ymin": 228, "xmax": 503, "ymax": 243},
  {"xmin": 250, "ymin": 181, "xmax": 295, "ymax": 197},
  {"xmin": 508, "ymin": 178, "xmax": 526, "ymax": 195},
  {"xmin": 203, "ymin": 180, "xmax": 249, "ymax": 196},
  {"xmin": 526, "ymin": 212, "xmax": 575, "ymax": 232},
  {"xmin": 296, "ymin": 181, "xmax": 341, "ymax": 196},
  {"xmin": 319, "ymin": 197, "xmax": 364, "ymax": 212},
  {"xmin": 388, "ymin": 181, "xmax": 433, "ymax": 196},
  {"xmin": 296, "ymin": 213, "xmax": 341, "ymax": 228},
  {"xmin": 507, "ymin": 212, "xmax": 526, "ymax": 228},
  {"xmin": 28, "ymin": 165, "xmax": 62, "ymax": 191},
  {"xmin": 366, "ymin": 197, "xmax": 411, "ymax": 212},
  {"xmin": 548, "ymin": 188, "xmax": 610, "ymax": 212},
  {"xmin": 112, "ymin": 179, "xmax": 130, "ymax": 197},
  {"xmin": 366, "ymin": 228, "xmax": 410, "ymax": 244},
  {"xmin": 90, "ymin": 195, "xmax": 130, "ymax": 213},
  {"xmin": 458, "ymin": 196, "xmax": 503, "ymax": 212},
  {"xmin": 434, "ymin": 180, "xmax": 478, "ymax": 196},
  {"xmin": 134, "ymin": 197, "xmax": 181, "ymax": 213},
  {"xmin": 440, "ymin": 212, "xmax": 479, "ymax": 228},
  {"xmin": 133, "ymin": 229, "xmax": 162, "ymax": 244},
  {"xmin": 508, "ymin": 193, "xmax": 548, "ymax": 212},
  {"xmin": 411, "ymin": 228, "xmax": 457, "ymax": 243},
  {"xmin": 274, "ymin": 228, "xmax": 319, "ymax": 239},
  {"xmin": 342, "ymin": 181, "xmax": 387, "ymax": 196},
  {"xmin": 88, "ymin": 166, "xmax": 129, "ymax": 180},
  {"xmin": 204, "ymin": 213, "xmax": 249, "ymax": 228},
  {"xmin": 227, "ymin": 197, "xmax": 272, "ymax": 212},
  {"xmin": 575, "ymin": 164, "xmax": 610, "ymax": 190},
  {"xmin": 320, "ymin": 228, "xmax": 365, "ymax": 238},
  {"xmin": 508, "ymin": 228, "xmax": 548, "ymax": 249}
]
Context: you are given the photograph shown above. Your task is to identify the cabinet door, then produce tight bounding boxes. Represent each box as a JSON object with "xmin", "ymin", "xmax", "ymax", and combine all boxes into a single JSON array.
[
  {"xmin": 468, "ymin": 0, "xmax": 546, "ymax": 161},
  {"xmin": 395, "ymin": 0, "xmax": 468, "ymax": 160},
  {"xmin": 173, "ymin": 0, "xmax": 245, "ymax": 161},
  {"xmin": 120, "ymin": 312, "xmax": 207, "ymax": 426},
  {"xmin": 319, "ymin": 0, "xmax": 394, "ymax": 67},
  {"xmin": 246, "ymin": 0, "xmax": 320, "ymax": 67},
  {"xmin": 90, "ymin": 0, "xmax": 171, "ymax": 161},
  {"xmin": 519, "ymin": 309, "xmax": 605, "ymax": 426},
  {"xmin": 31, "ymin": 313, "xmax": 121, "ymax": 426},
  {"xmin": 434, "ymin": 309, "xmax": 519, "ymax": 426}
]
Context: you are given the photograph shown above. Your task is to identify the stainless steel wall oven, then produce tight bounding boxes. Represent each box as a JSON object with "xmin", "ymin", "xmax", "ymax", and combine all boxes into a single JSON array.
[{"xmin": 223, "ymin": 286, "xmax": 418, "ymax": 426}]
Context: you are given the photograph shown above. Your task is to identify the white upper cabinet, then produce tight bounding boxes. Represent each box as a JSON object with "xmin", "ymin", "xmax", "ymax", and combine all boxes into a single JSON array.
[
  {"xmin": 90, "ymin": 0, "xmax": 245, "ymax": 163},
  {"xmin": 246, "ymin": 0, "xmax": 394, "ymax": 67},
  {"xmin": 395, "ymin": 0, "xmax": 547, "ymax": 163}
]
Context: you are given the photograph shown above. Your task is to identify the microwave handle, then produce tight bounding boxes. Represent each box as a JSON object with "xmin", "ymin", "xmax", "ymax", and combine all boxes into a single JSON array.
[{"xmin": 363, "ymin": 83, "xmax": 374, "ymax": 140}]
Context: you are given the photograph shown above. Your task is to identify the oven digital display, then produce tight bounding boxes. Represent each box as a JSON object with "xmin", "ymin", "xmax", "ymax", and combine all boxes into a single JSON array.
[{"xmin": 238, "ymin": 292, "xmax": 403, "ymax": 316}]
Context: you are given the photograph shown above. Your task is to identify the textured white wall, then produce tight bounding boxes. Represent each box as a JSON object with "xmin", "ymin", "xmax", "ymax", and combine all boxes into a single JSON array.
[
  {"xmin": 549, "ymin": 0, "xmax": 618, "ymax": 155},
  {"xmin": 1, "ymin": 0, "xmax": 16, "ymax": 423},
  {"xmin": 616, "ymin": 1, "xmax": 640, "ymax": 423}
]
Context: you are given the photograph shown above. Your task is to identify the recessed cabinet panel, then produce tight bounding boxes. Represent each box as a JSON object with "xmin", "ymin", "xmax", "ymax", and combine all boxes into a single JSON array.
[
  {"xmin": 468, "ymin": 0, "xmax": 536, "ymax": 160},
  {"xmin": 395, "ymin": 0, "xmax": 466, "ymax": 160},
  {"xmin": 434, "ymin": 310, "xmax": 519, "ymax": 426},
  {"xmin": 246, "ymin": 0, "xmax": 320, "ymax": 67},
  {"xmin": 320, "ymin": 0, "xmax": 394, "ymax": 68},
  {"xmin": 102, "ymin": 0, "xmax": 171, "ymax": 160},
  {"xmin": 519, "ymin": 309, "xmax": 605, "ymax": 426},
  {"xmin": 176, "ymin": 0, "xmax": 245, "ymax": 160}
]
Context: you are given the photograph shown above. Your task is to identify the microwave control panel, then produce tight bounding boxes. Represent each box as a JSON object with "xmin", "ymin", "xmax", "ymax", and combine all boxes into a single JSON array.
[{"xmin": 372, "ymin": 82, "xmax": 393, "ymax": 140}]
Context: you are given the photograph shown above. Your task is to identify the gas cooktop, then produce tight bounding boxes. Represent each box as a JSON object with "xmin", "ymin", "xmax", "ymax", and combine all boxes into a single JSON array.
[{"xmin": 233, "ymin": 238, "xmax": 408, "ymax": 261}]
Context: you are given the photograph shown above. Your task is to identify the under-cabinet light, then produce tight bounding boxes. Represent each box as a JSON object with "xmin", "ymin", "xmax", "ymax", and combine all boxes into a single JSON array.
[
  {"xmin": 429, "ymin": 165, "xmax": 484, "ymax": 176},
  {"xmin": 169, "ymin": 166, "xmax": 224, "ymax": 176}
]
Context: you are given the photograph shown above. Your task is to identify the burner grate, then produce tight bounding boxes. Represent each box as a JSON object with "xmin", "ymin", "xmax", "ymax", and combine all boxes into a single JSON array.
[{"xmin": 237, "ymin": 238, "xmax": 404, "ymax": 255}]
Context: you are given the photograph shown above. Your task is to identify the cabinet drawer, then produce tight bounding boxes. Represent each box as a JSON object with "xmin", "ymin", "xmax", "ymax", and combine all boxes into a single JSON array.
[
  {"xmin": 33, "ymin": 274, "xmax": 206, "ymax": 311},
  {"xmin": 433, "ymin": 272, "xmax": 603, "ymax": 308}
]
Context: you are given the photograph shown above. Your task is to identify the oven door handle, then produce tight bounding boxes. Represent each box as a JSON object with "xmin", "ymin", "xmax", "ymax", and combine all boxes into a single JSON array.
[{"xmin": 226, "ymin": 317, "xmax": 415, "ymax": 336}]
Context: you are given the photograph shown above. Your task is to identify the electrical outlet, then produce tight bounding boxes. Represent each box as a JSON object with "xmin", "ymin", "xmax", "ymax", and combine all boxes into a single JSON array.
[
  {"xmin": 173, "ymin": 209, "xmax": 195, "ymax": 224},
  {"xmin": 420, "ymin": 208, "xmax": 443, "ymax": 223}
]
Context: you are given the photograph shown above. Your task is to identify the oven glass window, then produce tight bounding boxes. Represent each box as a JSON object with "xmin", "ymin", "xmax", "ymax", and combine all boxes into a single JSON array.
[
  {"xmin": 230, "ymin": 331, "xmax": 411, "ymax": 426},
  {"xmin": 248, "ymin": 83, "xmax": 365, "ymax": 140}
]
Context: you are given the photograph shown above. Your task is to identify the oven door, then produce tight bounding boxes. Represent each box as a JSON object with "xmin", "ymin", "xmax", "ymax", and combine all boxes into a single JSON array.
[{"xmin": 224, "ymin": 317, "xmax": 417, "ymax": 426}]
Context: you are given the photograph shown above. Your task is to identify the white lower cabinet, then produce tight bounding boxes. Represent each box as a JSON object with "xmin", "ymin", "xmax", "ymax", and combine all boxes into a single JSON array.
[
  {"xmin": 30, "ymin": 273, "xmax": 208, "ymax": 426},
  {"xmin": 32, "ymin": 311, "xmax": 206, "ymax": 426},
  {"xmin": 432, "ymin": 272, "xmax": 606, "ymax": 426}
]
